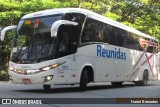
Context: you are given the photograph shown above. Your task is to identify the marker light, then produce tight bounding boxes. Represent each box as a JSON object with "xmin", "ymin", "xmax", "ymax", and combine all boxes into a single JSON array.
[
  {"xmin": 9, "ymin": 66, "xmax": 14, "ymax": 71},
  {"xmin": 51, "ymin": 64, "xmax": 59, "ymax": 68},
  {"xmin": 41, "ymin": 66, "xmax": 51, "ymax": 71},
  {"xmin": 25, "ymin": 20, "xmax": 31, "ymax": 25},
  {"xmin": 41, "ymin": 64, "xmax": 59, "ymax": 71}
]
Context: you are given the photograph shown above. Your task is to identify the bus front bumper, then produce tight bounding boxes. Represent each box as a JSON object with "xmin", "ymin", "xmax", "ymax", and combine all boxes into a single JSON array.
[{"xmin": 8, "ymin": 69, "xmax": 57, "ymax": 85}]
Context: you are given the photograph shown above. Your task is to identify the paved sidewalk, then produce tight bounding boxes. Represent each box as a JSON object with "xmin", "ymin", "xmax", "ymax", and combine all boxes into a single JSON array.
[{"xmin": 0, "ymin": 81, "xmax": 9, "ymax": 83}]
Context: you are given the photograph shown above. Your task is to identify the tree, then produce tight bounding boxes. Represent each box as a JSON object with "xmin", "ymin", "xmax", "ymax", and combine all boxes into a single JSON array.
[{"xmin": 108, "ymin": 0, "xmax": 160, "ymax": 38}]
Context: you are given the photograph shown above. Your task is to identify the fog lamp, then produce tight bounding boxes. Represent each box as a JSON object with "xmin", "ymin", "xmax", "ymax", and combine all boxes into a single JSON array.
[
  {"xmin": 44, "ymin": 75, "xmax": 53, "ymax": 82},
  {"xmin": 9, "ymin": 76, "xmax": 13, "ymax": 81}
]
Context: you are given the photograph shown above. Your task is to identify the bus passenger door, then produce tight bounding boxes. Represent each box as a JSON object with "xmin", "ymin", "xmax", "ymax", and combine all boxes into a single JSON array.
[{"xmin": 57, "ymin": 26, "xmax": 77, "ymax": 84}]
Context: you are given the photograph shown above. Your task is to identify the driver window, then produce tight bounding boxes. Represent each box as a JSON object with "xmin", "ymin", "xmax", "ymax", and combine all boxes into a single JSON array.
[
  {"xmin": 57, "ymin": 25, "xmax": 75, "ymax": 56},
  {"xmin": 58, "ymin": 30, "xmax": 70, "ymax": 53},
  {"xmin": 63, "ymin": 13, "xmax": 85, "ymax": 27}
]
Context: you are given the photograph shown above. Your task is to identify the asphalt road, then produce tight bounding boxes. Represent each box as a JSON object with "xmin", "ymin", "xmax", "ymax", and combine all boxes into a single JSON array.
[{"xmin": 0, "ymin": 81, "xmax": 160, "ymax": 107}]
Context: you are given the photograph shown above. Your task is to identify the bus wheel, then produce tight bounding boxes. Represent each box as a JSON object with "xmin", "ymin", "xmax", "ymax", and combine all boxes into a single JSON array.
[
  {"xmin": 111, "ymin": 82, "xmax": 123, "ymax": 87},
  {"xmin": 135, "ymin": 70, "xmax": 148, "ymax": 86},
  {"xmin": 80, "ymin": 69, "xmax": 88, "ymax": 91},
  {"xmin": 43, "ymin": 85, "xmax": 51, "ymax": 90}
]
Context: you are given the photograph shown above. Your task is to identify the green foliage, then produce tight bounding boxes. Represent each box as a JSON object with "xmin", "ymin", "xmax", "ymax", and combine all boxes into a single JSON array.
[
  {"xmin": 104, "ymin": 12, "xmax": 121, "ymax": 21},
  {"xmin": 0, "ymin": 0, "xmax": 21, "ymax": 26},
  {"xmin": 0, "ymin": 29, "xmax": 14, "ymax": 81},
  {"xmin": 0, "ymin": 70, "xmax": 9, "ymax": 81}
]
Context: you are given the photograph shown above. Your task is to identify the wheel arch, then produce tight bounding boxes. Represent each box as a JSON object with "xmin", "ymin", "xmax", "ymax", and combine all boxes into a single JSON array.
[
  {"xmin": 138, "ymin": 67, "xmax": 149, "ymax": 81},
  {"xmin": 79, "ymin": 64, "xmax": 95, "ymax": 83},
  {"xmin": 143, "ymin": 69, "xmax": 149, "ymax": 80}
]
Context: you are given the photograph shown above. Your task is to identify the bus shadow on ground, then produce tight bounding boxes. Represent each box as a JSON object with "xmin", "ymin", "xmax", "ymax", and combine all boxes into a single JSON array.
[{"xmin": 13, "ymin": 83, "xmax": 155, "ymax": 94}]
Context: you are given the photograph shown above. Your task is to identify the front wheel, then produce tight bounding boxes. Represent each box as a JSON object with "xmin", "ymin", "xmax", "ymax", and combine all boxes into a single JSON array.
[
  {"xmin": 79, "ymin": 69, "xmax": 88, "ymax": 91},
  {"xmin": 43, "ymin": 85, "xmax": 51, "ymax": 90}
]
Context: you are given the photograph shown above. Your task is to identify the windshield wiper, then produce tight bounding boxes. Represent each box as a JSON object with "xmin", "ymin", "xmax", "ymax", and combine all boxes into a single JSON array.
[
  {"xmin": 14, "ymin": 42, "xmax": 27, "ymax": 63},
  {"xmin": 31, "ymin": 49, "xmax": 40, "ymax": 63},
  {"xmin": 48, "ymin": 38, "xmax": 57, "ymax": 58}
]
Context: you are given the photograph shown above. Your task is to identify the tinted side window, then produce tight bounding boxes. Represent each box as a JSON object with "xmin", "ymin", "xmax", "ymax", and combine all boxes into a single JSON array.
[
  {"xmin": 131, "ymin": 33, "xmax": 139, "ymax": 50},
  {"xmin": 108, "ymin": 26, "xmax": 117, "ymax": 45},
  {"xmin": 81, "ymin": 18, "xmax": 103, "ymax": 43},
  {"xmin": 57, "ymin": 27, "xmax": 71, "ymax": 53},
  {"xmin": 116, "ymin": 29, "xmax": 125, "ymax": 47},
  {"xmin": 103, "ymin": 24, "xmax": 112, "ymax": 43},
  {"xmin": 63, "ymin": 13, "xmax": 85, "ymax": 27},
  {"xmin": 82, "ymin": 18, "xmax": 124, "ymax": 46},
  {"xmin": 124, "ymin": 32, "xmax": 139, "ymax": 50},
  {"xmin": 64, "ymin": 13, "xmax": 86, "ymax": 45},
  {"xmin": 81, "ymin": 17, "xmax": 156, "ymax": 52}
]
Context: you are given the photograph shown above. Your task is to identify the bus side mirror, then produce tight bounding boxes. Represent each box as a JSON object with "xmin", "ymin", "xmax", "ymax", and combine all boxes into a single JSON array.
[
  {"xmin": 51, "ymin": 20, "xmax": 78, "ymax": 37},
  {"xmin": 0, "ymin": 25, "xmax": 17, "ymax": 41}
]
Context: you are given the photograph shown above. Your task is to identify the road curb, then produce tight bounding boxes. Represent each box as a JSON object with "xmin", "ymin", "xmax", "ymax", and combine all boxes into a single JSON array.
[{"xmin": 0, "ymin": 81, "xmax": 9, "ymax": 83}]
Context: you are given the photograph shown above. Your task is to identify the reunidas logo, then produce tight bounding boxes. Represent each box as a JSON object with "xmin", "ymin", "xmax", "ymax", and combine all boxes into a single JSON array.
[{"xmin": 97, "ymin": 45, "xmax": 126, "ymax": 60}]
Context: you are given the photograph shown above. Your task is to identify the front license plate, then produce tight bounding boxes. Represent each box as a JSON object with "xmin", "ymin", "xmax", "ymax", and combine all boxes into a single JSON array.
[{"xmin": 22, "ymin": 79, "xmax": 30, "ymax": 84}]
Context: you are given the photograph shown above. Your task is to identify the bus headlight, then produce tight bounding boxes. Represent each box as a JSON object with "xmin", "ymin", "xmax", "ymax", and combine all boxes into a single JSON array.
[
  {"xmin": 41, "ymin": 66, "xmax": 51, "ymax": 71},
  {"xmin": 9, "ymin": 66, "xmax": 14, "ymax": 71},
  {"xmin": 41, "ymin": 64, "xmax": 59, "ymax": 71},
  {"xmin": 51, "ymin": 64, "xmax": 59, "ymax": 68},
  {"xmin": 9, "ymin": 63, "xmax": 60, "ymax": 74}
]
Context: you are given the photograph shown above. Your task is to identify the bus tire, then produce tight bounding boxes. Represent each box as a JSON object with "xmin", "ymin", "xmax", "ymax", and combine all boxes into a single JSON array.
[
  {"xmin": 43, "ymin": 85, "xmax": 51, "ymax": 90},
  {"xmin": 80, "ymin": 69, "xmax": 88, "ymax": 91},
  {"xmin": 135, "ymin": 70, "xmax": 148, "ymax": 86},
  {"xmin": 111, "ymin": 82, "xmax": 123, "ymax": 87}
]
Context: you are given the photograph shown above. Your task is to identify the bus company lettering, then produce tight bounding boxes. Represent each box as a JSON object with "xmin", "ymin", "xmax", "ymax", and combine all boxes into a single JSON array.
[{"xmin": 97, "ymin": 45, "xmax": 126, "ymax": 60}]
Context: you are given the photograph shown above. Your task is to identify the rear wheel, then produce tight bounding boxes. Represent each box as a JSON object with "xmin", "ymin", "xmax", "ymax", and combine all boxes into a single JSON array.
[
  {"xmin": 79, "ymin": 69, "xmax": 88, "ymax": 91},
  {"xmin": 43, "ymin": 85, "xmax": 51, "ymax": 90},
  {"xmin": 111, "ymin": 82, "xmax": 123, "ymax": 87},
  {"xmin": 135, "ymin": 70, "xmax": 148, "ymax": 86}
]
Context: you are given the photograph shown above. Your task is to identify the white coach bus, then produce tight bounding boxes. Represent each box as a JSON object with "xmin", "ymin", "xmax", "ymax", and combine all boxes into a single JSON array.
[{"xmin": 0, "ymin": 8, "xmax": 159, "ymax": 90}]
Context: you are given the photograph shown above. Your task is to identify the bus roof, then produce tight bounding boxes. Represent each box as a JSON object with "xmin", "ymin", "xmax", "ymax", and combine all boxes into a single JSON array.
[{"xmin": 22, "ymin": 8, "xmax": 156, "ymax": 40}]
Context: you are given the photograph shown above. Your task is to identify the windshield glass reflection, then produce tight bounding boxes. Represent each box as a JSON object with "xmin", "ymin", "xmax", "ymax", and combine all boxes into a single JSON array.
[{"xmin": 12, "ymin": 15, "xmax": 62, "ymax": 63}]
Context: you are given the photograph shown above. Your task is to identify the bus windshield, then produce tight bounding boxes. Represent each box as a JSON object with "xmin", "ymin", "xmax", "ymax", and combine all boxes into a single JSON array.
[{"xmin": 11, "ymin": 15, "xmax": 62, "ymax": 63}]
